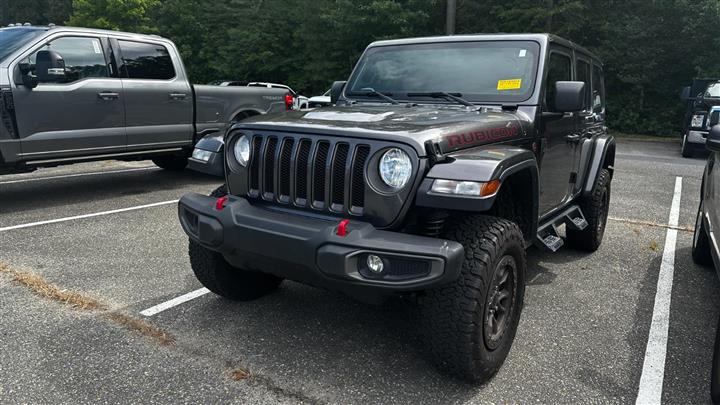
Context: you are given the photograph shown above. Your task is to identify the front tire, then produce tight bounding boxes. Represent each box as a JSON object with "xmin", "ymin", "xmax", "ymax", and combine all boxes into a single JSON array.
[
  {"xmin": 566, "ymin": 168, "xmax": 611, "ymax": 252},
  {"xmin": 188, "ymin": 185, "xmax": 283, "ymax": 301},
  {"xmin": 692, "ymin": 203, "xmax": 713, "ymax": 266},
  {"xmin": 152, "ymin": 155, "xmax": 188, "ymax": 171},
  {"xmin": 681, "ymin": 132, "xmax": 693, "ymax": 158},
  {"xmin": 418, "ymin": 215, "xmax": 526, "ymax": 382}
]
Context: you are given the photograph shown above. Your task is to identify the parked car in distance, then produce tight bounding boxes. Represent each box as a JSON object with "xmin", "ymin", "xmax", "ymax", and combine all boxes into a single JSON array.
[
  {"xmin": 247, "ymin": 82, "xmax": 308, "ymax": 109},
  {"xmin": 0, "ymin": 25, "xmax": 290, "ymax": 175},
  {"xmin": 178, "ymin": 33, "xmax": 615, "ymax": 382},
  {"xmin": 680, "ymin": 78, "xmax": 720, "ymax": 157},
  {"xmin": 308, "ymin": 89, "xmax": 331, "ymax": 107}
]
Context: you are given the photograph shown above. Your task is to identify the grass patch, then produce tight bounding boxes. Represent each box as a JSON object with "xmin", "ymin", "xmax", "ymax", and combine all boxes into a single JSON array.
[
  {"xmin": 106, "ymin": 313, "xmax": 175, "ymax": 346},
  {"xmin": 649, "ymin": 240, "xmax": 660, "ymax": 251},
  {"xmin": 610, "ymin": 131, "xmax": 678, "ymax": 142}
]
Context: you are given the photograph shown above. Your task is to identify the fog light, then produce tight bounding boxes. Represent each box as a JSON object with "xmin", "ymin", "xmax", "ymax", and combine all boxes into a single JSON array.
[{"xmin": 366, "ymin": 254, "xmax": 384, "ymax": 273}]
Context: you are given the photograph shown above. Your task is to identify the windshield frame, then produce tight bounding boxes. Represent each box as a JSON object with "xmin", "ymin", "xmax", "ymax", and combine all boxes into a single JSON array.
[
  {"xmin": 0, "ymin": 27, "xmax": 46, "ymax": 62},
  {"xmin": 345, "ymin": 39, "xmax": 542, "ymax": 105}
]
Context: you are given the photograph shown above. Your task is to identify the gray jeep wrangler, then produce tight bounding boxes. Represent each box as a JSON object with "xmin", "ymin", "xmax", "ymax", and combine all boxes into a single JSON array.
[{"xmin": 178, "ymin": 34, "xmax": 615, "ymax": 382}]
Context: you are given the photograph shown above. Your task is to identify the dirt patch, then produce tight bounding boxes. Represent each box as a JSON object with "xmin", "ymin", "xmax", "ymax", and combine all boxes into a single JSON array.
[
  {"xmin": 230, "ymin": 368, "xmax": 251, "ymax": 381},
  {"xmin": 106, "ymin": 313, "xmax": 175, "ymax": 346}
]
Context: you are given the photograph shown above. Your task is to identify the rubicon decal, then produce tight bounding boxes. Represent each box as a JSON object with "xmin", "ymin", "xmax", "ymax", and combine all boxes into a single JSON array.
[{"xmin": 444, "ymin": 124, "xmax": 521, "ymax": 150}]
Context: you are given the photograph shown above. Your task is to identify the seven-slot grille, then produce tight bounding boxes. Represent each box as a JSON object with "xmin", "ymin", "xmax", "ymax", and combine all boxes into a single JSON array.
[{"xmin": 247, "ymin": 134, "xmax": 371, "ymax": 216}]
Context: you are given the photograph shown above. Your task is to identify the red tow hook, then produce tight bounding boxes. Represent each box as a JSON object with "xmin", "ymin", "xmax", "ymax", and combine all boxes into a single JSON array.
[
  {"xmin": 336, "ymin": 219, "xmax": 350, "ymax": 237},
  {"xmin": 215, "ymin": 195, "xmax": 229, "ymax": 211}
]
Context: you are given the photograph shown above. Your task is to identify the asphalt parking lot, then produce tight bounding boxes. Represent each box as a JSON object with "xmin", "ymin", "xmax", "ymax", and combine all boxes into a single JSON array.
[{"xmin": 0, "ymin": 139, "xmax": 717, "ymax": 404}]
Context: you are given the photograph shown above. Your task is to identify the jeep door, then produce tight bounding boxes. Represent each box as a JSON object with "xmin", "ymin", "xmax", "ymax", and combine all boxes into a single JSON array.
[
  {"xmin": 12, "ymin": 35, "xmax": 125, "ymax": 160},
  {"xmin": 114, "ymin": 39, "xmax": 193, "ymax": 151},
  {"xmin": 538, "ymin": 46, "xmax": 581, "ymax": 215}
]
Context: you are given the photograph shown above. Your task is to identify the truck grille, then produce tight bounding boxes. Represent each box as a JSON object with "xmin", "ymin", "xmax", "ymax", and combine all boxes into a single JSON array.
[{"xmin": 247, "ymin": 134, "xmax": 371, "ymax": 216}]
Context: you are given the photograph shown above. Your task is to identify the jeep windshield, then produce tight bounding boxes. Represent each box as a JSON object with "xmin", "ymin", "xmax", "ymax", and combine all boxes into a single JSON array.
[
  {"xmin": 346, "ymin": 40, "xmax": 540, "ymax": 104},
  {"xmin": 0, "ymin": 27, "xmax": 45, "ymax": 61}
]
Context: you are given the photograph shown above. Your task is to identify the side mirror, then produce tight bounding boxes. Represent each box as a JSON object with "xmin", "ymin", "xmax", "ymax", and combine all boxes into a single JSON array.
[
  {"xmin": 330, "ymin": 81, "xmax": 346, "ymax": 105},
  {"xmin": 680, "ymin": 86, "xmax": 691, "ymax": 101},
  {"xmin": 708, "ymin": 125, "xmax": 720, "ymax": 152},
  {"xmin": 18, "ymin": 62, "xmax": 38, "ymax": 89},
  {"xmin": 710, "ymin": 108, "xmax": 720, "ymax": 128},
  {"xmin": 35, "ymin": 50, "xmax": 65, "ymax": 82},
  {"xmin": 554, "ymin": 81, "xmax": 586, "ymax": 112}
]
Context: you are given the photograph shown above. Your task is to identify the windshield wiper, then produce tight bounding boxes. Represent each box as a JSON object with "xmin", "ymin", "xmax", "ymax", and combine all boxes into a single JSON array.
[
  {"xmin": 353, "ymin": 87, "xmax": 399, "ymax": 104},
  {"xmin": 407, "ymin": 92, "xmax": 475, "ymax": 107}
]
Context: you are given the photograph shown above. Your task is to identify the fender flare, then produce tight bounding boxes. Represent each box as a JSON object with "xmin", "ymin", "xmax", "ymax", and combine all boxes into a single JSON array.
[{"xmin": 582, "ymin": 134, "xmax": 615, "ymax": 196}]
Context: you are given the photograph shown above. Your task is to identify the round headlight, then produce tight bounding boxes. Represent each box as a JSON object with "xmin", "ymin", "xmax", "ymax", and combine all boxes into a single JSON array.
[
  {"xmin": 379, "ymin": 148, "xmax": 412, "ymax": 189},
  {"xmin": 233, "ymin": 135, "xmax": 251, "ymax": 166}
]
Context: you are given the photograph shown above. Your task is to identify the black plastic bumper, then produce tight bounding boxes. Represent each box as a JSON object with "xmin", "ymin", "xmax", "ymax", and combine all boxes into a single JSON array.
[{"xmin": 178, "ymin": 193, "xmax": 464, "ymax": 293}]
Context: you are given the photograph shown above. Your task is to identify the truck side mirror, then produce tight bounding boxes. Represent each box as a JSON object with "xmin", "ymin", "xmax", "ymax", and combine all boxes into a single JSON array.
[
  {"xmin": 710, "ymin": 108, "xmax": 720, "ymax": 128},
  {"xmin": 18, "ymin": 62, "xmax": 38, "ymax": 89},
  {"xmin": 680, "ymin": 86, "xmax": 691, "ymax": 101},
  {"xmin": 708, "ymin": 125, "xmax": 720, "ymax": 152},
  {"xmin": 554, "ymin": 81, "xmax": 586, "ymax": 112},
  {"xmin": 35, "ymin": 50, "xmax": 66, "ymax": 82},
  {"xmin": 330, "ymin": 81, "xmax": 346, "ymax": 105}
]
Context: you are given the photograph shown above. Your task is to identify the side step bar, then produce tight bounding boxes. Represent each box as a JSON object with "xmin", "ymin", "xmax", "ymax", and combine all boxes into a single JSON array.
[{"xmin": 534, "ymin": 205, "xmax": 588, "ymax": 252}]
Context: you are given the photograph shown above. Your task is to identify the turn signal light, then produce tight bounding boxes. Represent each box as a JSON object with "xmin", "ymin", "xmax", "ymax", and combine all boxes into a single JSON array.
[{"xmin": 430, "ymin": 179, "xmax": 501, "ymax": 197}]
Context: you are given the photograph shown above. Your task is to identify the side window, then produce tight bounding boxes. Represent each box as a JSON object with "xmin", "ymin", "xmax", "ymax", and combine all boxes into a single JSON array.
[
  {"xmin": 118, "ymin": 40, "xmax": 175, "ymax": 80},
  {"xmin": 576, "ymin": 58, "xmax": 591, "ymax": 110},
  {"xmin": 592, "ymin": 64, "xmax": 605, "ymax": 114},
  {"xmin": 545, "ymin": 52, "xmax": 571, "ymax": 111},
  {"xmin": 28, "ymin": 36, "xmax": 108, "ymax": 84}
]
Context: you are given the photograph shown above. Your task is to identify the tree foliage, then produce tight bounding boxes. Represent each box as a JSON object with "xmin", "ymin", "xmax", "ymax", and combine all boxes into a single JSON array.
[{"xmin": 2, "ymin": 0, "xmax": 720, "ymax": 135}]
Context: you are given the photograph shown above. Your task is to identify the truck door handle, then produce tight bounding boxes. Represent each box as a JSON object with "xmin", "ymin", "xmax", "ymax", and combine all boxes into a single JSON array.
[
  {"xmin": 97, "ymin": 92, "xmax": 119, "ymax": 100},
  {"xmin": 169, "ymin": 93, "xmax": 187, "ymax": 100}
]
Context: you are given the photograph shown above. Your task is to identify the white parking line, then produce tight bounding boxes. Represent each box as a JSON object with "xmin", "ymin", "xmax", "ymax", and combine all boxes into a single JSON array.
[
  {"xmin": 0, "ymin": 166, "xmax": 159, "ymax": 185},
  {"xmin": 140, "ymin": 288, "xmax": 211, "ymax": 316},
  {"xmin": 0, "ymin": 200, "xmax": 178, "ymax": 232},
  {"xmin": 636, "ymin": 176, "xmax": 682, "ymax": 405}
]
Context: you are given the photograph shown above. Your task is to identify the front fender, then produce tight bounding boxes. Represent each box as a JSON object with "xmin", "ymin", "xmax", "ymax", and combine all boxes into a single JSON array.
[{"xmin": 416, "ymin": 146, "xmax": 539, "ymax": 212}]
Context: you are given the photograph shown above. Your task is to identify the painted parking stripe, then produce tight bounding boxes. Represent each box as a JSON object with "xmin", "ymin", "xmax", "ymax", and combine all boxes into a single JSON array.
[
  {"xmin": 636, "ymin": 176, "xmax": 682, "ymax": 405},
  {"xmin": 0, "ymin": 200, "xmax": 178, "ymax": 232},
  {"xmin": 140, "ymin": 288, "xmax": 211, "ymax": 316},
  {"xmin": 0, "ymin": 166, "xmax": 158, "ymax": 185}
]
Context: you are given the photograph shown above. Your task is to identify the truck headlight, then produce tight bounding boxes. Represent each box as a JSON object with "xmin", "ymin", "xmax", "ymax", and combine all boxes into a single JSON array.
[
  {"xmin": 691, "ymin": 114, "xmax": 706, "ymax": 128},
  {"xmin": 233, "ymin": 135, "xmax": 251, "ymax": 167},
  {"xmin": 379, "ymin": 148, "xmax": 412, "ymax": 189}
]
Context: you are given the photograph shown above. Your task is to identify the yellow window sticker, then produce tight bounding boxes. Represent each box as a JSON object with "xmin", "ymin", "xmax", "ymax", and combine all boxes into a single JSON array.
[{"xmin": 497, "ymin": 79, "xmax": 522, "ymax": 91}]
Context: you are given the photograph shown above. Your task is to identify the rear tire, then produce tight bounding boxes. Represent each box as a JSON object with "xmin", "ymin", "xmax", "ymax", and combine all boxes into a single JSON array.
[
  {"xmin": 188, "ymin": 185, "xmax": 283, "ymax": 301},
  {"xmin": 681, "ymin": 132, "xmax": 693, "ymax": 158},
  {"xmin": 692, "ymin": 203, "xmax": 713, "ymax": 266},
  {"xmin": 152, "ymin": 155, "xmax": 188, "ymax": 171},
  {"xmin": 418, "ymin": 215, "xmax": 526, "ymax": 382},
  {"xmin": 566, "ymin": 168, "xmax": 611, "ymax": 252}
]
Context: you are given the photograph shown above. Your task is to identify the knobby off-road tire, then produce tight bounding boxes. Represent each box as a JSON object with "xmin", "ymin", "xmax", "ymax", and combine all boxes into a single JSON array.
[
  {"xmin": 692, "ymin": 202, "xmax": 713, "ymax": 266},
  {"xmin": 152, "ymin": 155, "xmax": 188, "ymax": 171},
  {"xmin": 566, "ymin": 168, "xmax": 611, "ymax": 252},
  {"xmin": 681, "ymin": 132, "xmax": 693, "ymax": 158},
  {"xmin": 188, "ymin": 185, "xmax": 283, "ymax": 301},
  {"xmin": 418, "ymin": 215, "xmax": 526, "ymax": 382}
]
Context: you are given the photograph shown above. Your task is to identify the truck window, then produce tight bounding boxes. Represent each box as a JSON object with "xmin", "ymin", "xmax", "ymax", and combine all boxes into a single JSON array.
[
  {"xmin": 545, "ymin": 52, "xmax": 571, "ymax": 111},
  {"xmin": 118, "ymin": 40, "xmax": 175, "ymax": 80},
  {"xmin": 27, "ymin": 36, "xmax": 109, "ymax": 84},
  {"xmin": 592, "ymin": 64, "xmax": 605, "ymax": 113},
  {"xmin": 575, "ymin": 58, "xmax": 591, "ymax": 110}
]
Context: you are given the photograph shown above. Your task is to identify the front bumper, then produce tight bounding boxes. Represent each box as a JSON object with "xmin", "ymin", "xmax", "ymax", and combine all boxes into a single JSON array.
[
  {"xmin": 688, "ymin": 130, "xmax": 708, "ymax": 145},
  {"xmin": 178, "ymin": 193, "xmax": 464, "ymax": 293}
]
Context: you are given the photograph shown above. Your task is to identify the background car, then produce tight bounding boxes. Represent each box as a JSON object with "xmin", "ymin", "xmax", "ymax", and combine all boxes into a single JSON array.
[
  {"xmin": 680, "ymin": 78, "xmax": 720, "ymax": 157},
  {"xmin": 308, "ymin": 89, "xmax": 331, "ymax": 107},
  {"xmin": 247, "ymin": 82, "xmax": 308, "ymax": 109}
]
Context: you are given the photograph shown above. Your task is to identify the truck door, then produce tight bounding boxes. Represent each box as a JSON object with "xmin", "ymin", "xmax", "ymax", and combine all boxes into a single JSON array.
[
  {"xmin": 538, "ymin": 47, "xmax": 580, "ymax": 216},
  {"xmin": 114, "ymin": 39, "xmax": 193, "ymax": 151},
  {"xmin": 12, "ymin": 35, "xmax": 125, "ymax": 160},
  {"xmin": 571, "ymin": 57, "xmax": 601, "ymax": 197}
]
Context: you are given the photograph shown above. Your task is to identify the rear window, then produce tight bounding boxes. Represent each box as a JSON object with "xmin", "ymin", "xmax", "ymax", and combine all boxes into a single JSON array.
[{"xmin": 118, "ymin": 40, "xmax": 175, "ymax": 80}]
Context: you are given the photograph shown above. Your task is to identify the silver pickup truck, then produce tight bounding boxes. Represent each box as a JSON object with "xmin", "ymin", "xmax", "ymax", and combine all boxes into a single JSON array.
[{"xmin": 0, "ymin": 25, "xmax": 289, "ymax": 174}]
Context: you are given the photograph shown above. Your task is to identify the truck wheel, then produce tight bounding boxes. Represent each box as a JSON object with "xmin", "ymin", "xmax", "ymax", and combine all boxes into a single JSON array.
[
  {"xmin": 566, "ymin": 168, "xmax": 611, "ymax": 252},
  {"xmin": 418, "ymin": 215, "xmax": 526, "ymax": 382},
  {"xmin": 681, "ymin": 133, "xmax": 693, "ymax": 158},
  {"xmin": 692, "ymin": 203, "xmax": 713, "ymax": 266},
  {"xmin": 152, "ymin": 155, "xmax": 188, "ymax": 171},
  {"xmin": 188, "ymin": 185, "xmax": 283, "ymax": 301}
]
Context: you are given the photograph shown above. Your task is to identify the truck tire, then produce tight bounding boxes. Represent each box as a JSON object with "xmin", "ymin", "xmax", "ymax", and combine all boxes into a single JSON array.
[
  {"xmin": 418, "ymin": 215, "xmax": 526, "ymax": 382},
  {"xmin": 566, "ymin": 168, "xmax": 611, "ymax": 252},
  {"xmin": 188, "ymin": 185, "xmax": 283, "ymax": 301},
  {"xmin": 152, "ymin": 155, "xmax": 188, "ymax": 171},
  {"xmin": 692, "ymin": 203, "xmax": 713, "ymax": 266},
  {"xmin": 681, "ymin": 132, "xmax": 693, "ymax": 158}
]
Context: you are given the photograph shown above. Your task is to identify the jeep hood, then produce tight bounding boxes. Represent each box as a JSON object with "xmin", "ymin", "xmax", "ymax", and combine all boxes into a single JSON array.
[{"xmin": 237, "ymin": 104, "xmax": 532, "ymax": 156}]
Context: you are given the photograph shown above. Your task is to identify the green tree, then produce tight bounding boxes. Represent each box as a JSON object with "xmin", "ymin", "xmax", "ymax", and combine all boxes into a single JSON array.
[{"xmin": 68, "ymin": 0, "xmax": 160, "ymax": 32}]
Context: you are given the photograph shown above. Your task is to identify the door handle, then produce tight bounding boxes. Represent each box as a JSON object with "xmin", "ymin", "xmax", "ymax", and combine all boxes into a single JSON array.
[
  {"xmin": 169, "ymin": 93, "xmax": 187, "ymax": 100},
  {"xmin": 97, "ymin": 92, "xmax": 119, "ymax": 100}
]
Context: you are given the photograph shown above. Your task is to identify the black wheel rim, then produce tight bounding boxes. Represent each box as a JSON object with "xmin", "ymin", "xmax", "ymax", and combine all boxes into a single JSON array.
[{"xmin": 484, "ymin": 255, "xmax": 517, "ymax": 351}]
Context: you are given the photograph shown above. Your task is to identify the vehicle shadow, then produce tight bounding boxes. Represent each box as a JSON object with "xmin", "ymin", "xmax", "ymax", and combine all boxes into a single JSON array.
[{"xmin": 0, "ymin": 169, "xmax": 220, "ymax": 215}]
